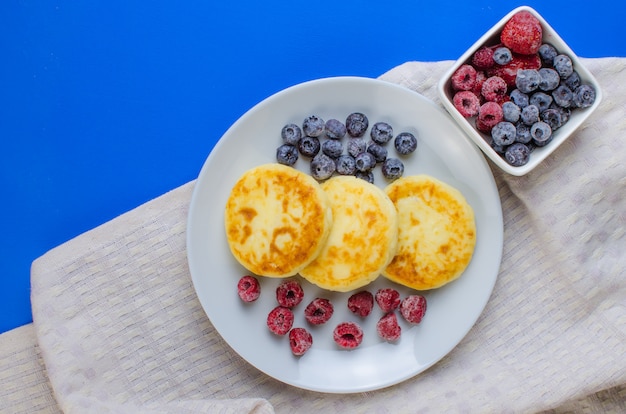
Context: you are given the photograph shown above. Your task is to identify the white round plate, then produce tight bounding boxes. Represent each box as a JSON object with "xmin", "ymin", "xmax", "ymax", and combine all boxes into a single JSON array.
[{"xmin": 187, "ymin": 77, "xmax": 503, "ymax": 393}]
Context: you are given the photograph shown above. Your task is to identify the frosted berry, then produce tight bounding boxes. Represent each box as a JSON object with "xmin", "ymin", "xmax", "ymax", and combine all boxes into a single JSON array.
[
  {"xmin": 564, "ymin": 71, "xmax": 581, "ymax": 91},
  {"xmin": 304, "ymin": 298, "xmax": 334, "ymax": 325},
  {"xmin": 481, "ymin": 76, "xmax": 508, "ymax": 102},
  {"xmin": 322, "ymin": 139, "xmax": 343, "ymax": 158},
  {"xmin": 394, "ymin": 132, "xmax": 418, "ymax": 155},
  {"xmin": 476, "ymin": 101, "xmax": 503, "ymax": 133},
  {"xmin": 502, "ymin": 101, "xmax": 521, "ymax": 123},
  {"xmin": 267, "ymin": 306, "xmax": 294, "ymax": 335},
  {"xmin": 510, "ymin": 89, "xmax": 530, "ymax": 108},
  {"xmin": 276, "ymin": 144, "xmax": 299, "ymax": 166},
  {"xmin": 325, "ymin": 118, "xmax": 347, "ymax": 140},
  {"xmin": 333, "ymin": 322, "xmax": 364, "ymax": 349},
  {"xmin": 376, "ymin": 312, "xmax": 402, "ymax": 342},
  {"xmin": 276, "ymin": 279, "xmax": 304, "ymax": 308},
  {"xmin": 237, "ymin": 275, "xmax": 261, "ymax": 303},
  {"xmin": 553, "ymin": 54, "xmax": 573, "ymax": 79},
  {"xmin": 302, "ymin": 115, "xmax": 325, "ymax": 137},
  {"xmin": 347, "ymin": 291, "xmax": 374, "ymax": 317},
  {"xmin": 530, "ymin": 121, "xmax": 552, "ymax": 146},
  {"xmin": 298, "ymin": 136, "xmax": 320, "ymax": 157},
  {"xmin": 538, "ymin": 68, "xmax": 560, "ymax": 91},
  {"xmin": 347, "ymin": 138, "xmax": 367, "ymax": 158},
  {"xmin": 529, "ymin": 92, "xmax": 553, "ymax": 112},
  {"xmin": 538, "ymin": 43, "xmax": 558, "ymax": 67},
  {"xmin": 356, "ymin": 170, "xmax": 374, "ymax": 184},
  {"xmin": 493, "ymin": 47, "xmax": 512, "ymax": 65},
  {"xmin": 375, "ymin": 288, "xmax": 401, "ymax": 313},
  {"xmin": 491, "ymin": 121, "xmax": 517, "ymax": 146},
  {"xmin": 281, "ymin": 123, "xmax": 302, "ymax": 145},
  {"xmin": 381, "ymin": 158, "xmax": 404, "ymax": 181},
  {"xmin": 516, "ymin": 122, "xmax": 532, "ymax": 144},
  {"xmin": 472, "ymin": 46, "xmax": 495, "ymax": 70},
  {"xmin": 515, "ymin": 69, "xmax": 540, "ymax": 94},
  {"xmin": 451, "ymin": 64, "xmax": 477, "ymax": 91},
  {"xmin": 310, "ymin": 153, "xmax": 336, "ymax": 181},
  {"xmin": 400, "ymin": 295, "xmax": 427, "ymax": 324},
  {"xmin": 505, "ymin": 142, "xmax": 531, "ymax": 166},
  {"xmin": 346, "ymin": 112, "xmax": 369, "ymax": 137},
  {"xmin": 335, "ymin": 154, "xmax": 356, "ymax": 175},
  {"xmin": 500, "ymin": 10, "xmax": 543, "ymax": 55},
  {"xmin": 453, "ymin": 91, "xmax": 480, "ymax": 118},
  {"xmin": 573, "ymin": 85, "xmax": 596, "ymax": 108},
  {"xmin": 366, "ymin": 142, "xmax": 388, "ymax": 163},
  {"xmin": 521, "ymin": 104, "xmax": 540, "ymax": 125},
  {"xmin": 355, "ymin": 152, "xmax": 376, "ymax": 172},
  {"xmin": 541, "ymin": 108, "xmax": 562, "ymax": 131},
  {"xmin": 370, "ymin": 122, "xmax": 394, "ymax": 144},
  {"xmin": 289, "ymin": 327, "xmax": 313, "ymax": 356}
]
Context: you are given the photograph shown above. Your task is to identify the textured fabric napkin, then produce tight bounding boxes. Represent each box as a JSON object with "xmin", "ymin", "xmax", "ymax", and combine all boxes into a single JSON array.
[{"xmin": 23, "ymin": 58, "xmax": 626, "ymax": 413}]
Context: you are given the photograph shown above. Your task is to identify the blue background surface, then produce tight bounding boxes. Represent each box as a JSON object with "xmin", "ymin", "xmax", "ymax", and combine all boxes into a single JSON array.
[{"xmin": 1, "ymin": 1, "xmax": 624, "ymax": 334}]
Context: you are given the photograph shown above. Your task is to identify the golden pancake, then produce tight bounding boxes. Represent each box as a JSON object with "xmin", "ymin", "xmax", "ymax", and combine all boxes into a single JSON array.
[
  {"xmin": 383, "ymin": 175, "xmax": 476, "ymax": 290},
  {"xmin": 224, "ymin": 163, "xmax": 333, "ymax": 277},
  {"xmin": 300, "ymin": 176, "xmax": 398, "ymax": 292}
]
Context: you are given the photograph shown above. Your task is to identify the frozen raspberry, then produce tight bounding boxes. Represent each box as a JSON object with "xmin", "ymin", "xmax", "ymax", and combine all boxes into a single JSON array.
[
  {"xmin": 267, "ymin": 306, "xmax": 294, "ymax": 335},
  {"xmin": 453, "ymin": 91, "xmax": 480, "ymax": 118},
  {"xmin": 472, "ymin": 71, "xmax": 487, "ymax": 98},
  {"xmin": 487, "ymin": 53, "xmax": 541, "ymax": 87},
  {"xmin": 376, "ymin": 312, "xmax": 402, "ymax": 342},
  {"xmin": 481, "ymin": 76, "xmax": 508, "ymax": 103},
  {"xmin": 500, "ymin": 11, "xmax": 543, "ymax": 55},
  {"xmin": 304, "ymin": 298, "xmax": 334, "ymax": 325},
  {"xmin": 450, "ymin": 64, "xmax": 477, "ymax": 91},
  {"xmin": 475, "ymin": 101, "xmax": 503, "ymax": 133},
  {"xmin": 375, "ymin": 288, "xmax": 401, "ymax": 313},
  {"xmin": 237, "ymin": 275, "xmax": 261, "ymax": 303},
  {"xmin": 275, "ymin": 279, "xmax": 304, "ymax": 308},
  {"xmin": 471, "ymin": 46, "xmax": 495, "ymax": 70},
  {"xmin": 289, "ymin": 327, "xmax": 313, "ymax": 356},
  {"xmin": 400, "ymin": 295, "xmax": 427, "ymax": 324},
  {"xmin": 333, "ymin": 322, "xmax": 364, "ymax": 349},
  {"xmin": 347, "ymin": 291, "xmax": 374, "ymax": 317}
]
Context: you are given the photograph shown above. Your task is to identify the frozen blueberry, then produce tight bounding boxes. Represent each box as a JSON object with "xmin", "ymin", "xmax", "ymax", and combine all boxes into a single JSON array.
[
  {"xmin": 370, "ymin": 122, "xmax": 394, "ymax": 144},
  {"xmin": 298, "ymin": 136, "xmax": 321, "ymax": 157},
  {"xmin": 521, "ymin": 104, "xmax": 540, "ymax": 125},
  {"xmin": 276, "ymin": 144, "xmax": 299, "ymax": 166},
  {"xmin": 516, "ymin": 69, "xmax": 541, "ymax": 94},
  {"xmin": 381, "ymin": 158, "xmax": 404, "ymax": 180},
  {"xmin": 538, "ymin": 68, "xmax": 560, "ymax": 91},
  {"xmin": 530, "ymin": 121, "xmax": 553, "ymax": 146},
  {"xmin": 322, "ymin": 139, "xmax": 343, "ymax": 158},
  {"xmin": 538, "ymin": 43, "xmax": 558, "ymax": 67},
  {"xmin": 552, "ymin": 85, "xmax": 573, "ymax": 108},
  {"xmin": 493, "ymin": 46, "xmax": 512, "ymax": 65},
  {"xmin": 491, "ymin": 141, "xmax": 506, "ymax": 154},
  {"xmin": 502, "ymin": 101, "xmax": 521, "ymax": 123},
  {"xmin": 325, "ymin": 119, "xmax": 347, "ymax": 140},
  {"xmin": 347, "ymin": 138, "xmax": 367, "ymax": 158},
  {"xmin": 335, "ymin": 154, "xmax": 356, "ymax": 175},
  {"xmin": 510, "ymin": 89, "xmax": 530, "ymax": 108},
  {"xmin": 355, "ymin": 152, "xmax": 376, "ymax": 172},
  {"xmin": 302, "ymin": 115, "xmax": 325, "ymax": 137},
  {"xmin": 505, "ymin": 143, "xmax": 531, "ymax": 166},
  {"xmin": 281, "ymin": 123, "xmax": 302, "ymax": 146},
  {"xmin": 516, "ymin": 122, "xmax": 532, "ymax": 144},
  {"xmin": 551, "ymin": 104, "xmax": 571, "ymax": 124},
  {"xmin": 530, "ymin": 92, "xmax": 553, "ymax": 112},
  {"xmin": 564, "ymin": 71, "xmax": 581, "ymax": 91},
  {"xmin": 355, "ymin": 170, "xmax": 374, "ymax": 184},
  {"xmin": 346, "ymin": 112, "xmax": 369, "ymax": 137},
  {"xmin": 491, "ymin": 122, "xmax": 517, "ymax": 146},
  {"xmin": 394, "ymin": 132, "xmax": 418, "ymax": 155},
  {"xmin": 553, "ymin": 54, "xmax": 573, "ymax": 79},
  {"xmin": 367, "ymin": 142, "xmax": 387, "ymax": 163},
  {"xmin": 310, "ymin": 153, "xmax": 336, "ymax": 181},
  {"xmin": 541, "ymin": 108, "xmax": 563, "ymax": 131},
  {"xmin": 573, "ymin": 84, "xmax": 596, "ymax": 108}
]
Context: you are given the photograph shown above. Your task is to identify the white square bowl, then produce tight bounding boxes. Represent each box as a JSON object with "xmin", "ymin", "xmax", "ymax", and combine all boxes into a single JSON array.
[{"xmin": 437, "ymin": 6, "xmax": 602, "ymax": 176}]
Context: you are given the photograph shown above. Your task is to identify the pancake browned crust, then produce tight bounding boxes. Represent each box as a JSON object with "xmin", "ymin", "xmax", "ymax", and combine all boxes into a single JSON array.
[
  {"xmin": 224, "ymin": 163, "xmax": 333, "ymax": 277},
  {"xmin": 299, "ymin": 176, "xmax": 398, "ymax": 292},
  {"xmin": 382, "ymin": 175, "xmax": 476, "ymax": 290}
]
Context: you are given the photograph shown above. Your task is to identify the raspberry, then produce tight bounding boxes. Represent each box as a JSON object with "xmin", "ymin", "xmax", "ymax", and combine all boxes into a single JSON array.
[
  {"xmin": 375, "ymin": 288, "xmax": 401, "ymax": 313},
  {"xmin": 400, "ymin": 295, "xmax": 427, "ymax": 324},
  {"xmin": 289, "ymin": 327, "xmax": 313, "ymax": 356},
  {"xmin": 304, "ymin": 298, "xmax": 334, "ymax": 325},
  {"xmin": 347, "ymin": 291, "xmax": 374, "ymax": 317},
  {"xmin": 450, "ymin": 64, "xmax": 477, "ymax": 91},
  {"xmin": 500, "ymin": 11, "xmax": 543, "ymax": 55},
  {"xmin": 471, "ymin": 46, "xmax": 495, "ymax": 70},
  {"xmin": 487, "ymin": 53, "xmax": 541, "ymax": 87},
  {"xmin": 475, "ymin": 101, "xmax": 503, "ymax": 133},
  {"xmin": 376, "ymin": 312, "xmax": 401, "ymax": 342},
  {"xmin": 237, "ymin": 275, "xmax": 261, "ymax": 303},
  {"xmin": 267, "ymin": 306, "xmax": 294, "ymax": 335},
  {"xmin": 452, "ymin": 91, "xmax": 480, "ymax": 118},
  {"xmin": 275, "ymin": 279, "xmax": 304, "ymax": 308},
  {"xmin": 481, "ymin": 76, "xmax": 508, "ymax": 103},
  {"xmin": 472, "ymin": 70, "xmax": 487, "ymax": 98},
  {"xmin": 333, "ymin": 322, "xmax": 364, "ymax": 349}
]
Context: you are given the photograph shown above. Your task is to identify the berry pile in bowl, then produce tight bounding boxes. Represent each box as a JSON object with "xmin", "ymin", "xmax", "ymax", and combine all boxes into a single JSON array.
[{"xmin": 437, "ymin": 6, "xmax": 602, "ymax": 176}]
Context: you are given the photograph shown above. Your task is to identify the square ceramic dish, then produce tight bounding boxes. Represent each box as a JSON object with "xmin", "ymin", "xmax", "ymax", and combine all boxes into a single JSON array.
[{"xmin": 437, "ymin": 6, "xmax": 602, "ymax": 176}]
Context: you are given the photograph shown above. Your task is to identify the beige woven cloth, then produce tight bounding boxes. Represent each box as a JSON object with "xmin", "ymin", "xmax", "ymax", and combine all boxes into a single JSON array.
[{"xmin": 1, "ymin": 58, "xmax": 625, "ymax": 413}]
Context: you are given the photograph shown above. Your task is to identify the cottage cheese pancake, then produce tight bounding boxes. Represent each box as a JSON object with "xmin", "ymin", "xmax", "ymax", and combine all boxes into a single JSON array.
[
  {"xmin": 300, "ymin": 176, "xmax": 398, "ymax": 292},
  {"xmin": 224, "ymin": 163, "xmax": 332, "ymax": 277},
  {"xmin": 383, "ymin": 175, "xmax": 476, "ymax": 290}
]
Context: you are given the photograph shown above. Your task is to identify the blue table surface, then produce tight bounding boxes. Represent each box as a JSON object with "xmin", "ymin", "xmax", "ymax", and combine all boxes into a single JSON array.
[{"xmin": 2, "ymin": 1, "xmax": 624, "ymax": 335}]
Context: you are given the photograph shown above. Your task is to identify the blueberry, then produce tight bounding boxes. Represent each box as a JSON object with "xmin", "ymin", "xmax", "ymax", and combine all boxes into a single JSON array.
[
  {"xmin": 541, "ymin": 108, "xmax": 562, "ymax": 130},
  {"xmin": 516, "ymin": 69, "xmax": 540, "ymax": 94},
  {"xmin": 346, "ymin": 112, "xmax": 369, "ymax": 137},
  {"xmin": 381, "ymin": 158, "xmax": 404, "ymax": 180},
  {"xmin": 516, "ymin": 122, "xmax": 532, "ymax": 144},
  {"xmin": 367, "ymin": 142, "xmax": 387, "ymax": 163},
  {"xmin": 491, "ymin": 141, "xmax": 506, "ymax": 154},
  {"xmin": 552, "ymin": 85, "xmax": 573, "ymax": 108},
  {"xmin": 538, "ymin": 43, "xmax": 558, "ymax": 67},
  {"xmin": 564, "ymin": 71, "xmax": 581, "ymax": 91},
  {"xmin": 502, "ymin": 101, "xmax": 521, "ymax": 123},
  {"xmin": 298, "ymin": 136, "xmax": 320, "ymax": 157},
  {"xmin": 281, "ymin": 123, "xmax": 303, "ymax": 145},
  {"xmin": 355, "ymin": 152, "xmax": 376, "ymax": 172},
  {"xmin": 504, "ymin": 143, "xmax": 531, "ymax": 166},
  {"xmin": 325, "ymin": 119, "xmax": 347, "ymax": 140},
  {"xmin": 370, "ymin": 122, "xmax": 394, "ymax": 144},
  {"xmin": 322, "ymin": 139, "xmax": 343, "ymax": 158},
  {"xmin": 310, "ymin": 154, "xmax": 336, "ymax": 181},
  {"xmin": 335, "ymin": 154, "xmax": 356, "ymax": 175},
  {"xmin": 521, "ymin": 104, "xmax": 540, "ymax": 125},
  {"xmin": 276, "ymin": 144, "xmax": 299, "ymax": 166},
  {"xmin": 303, "ymin": 115, "xmax": 325, "ymax": 137},
  {"xmin": 347, "ymin": 138, "xmax": 367, "ymax": 158},
  {"xmin": 491, "ymin": 121, "xmax": 517, "ymax": 146},
  {"xmin": 394, "ymin": 132, "xmax": 418, "ymax": 155},
  {"xmin": 529, "ymin": 92, "xmax": 553, "ymax": 112},
  {"xmin": 538, "ymin": 68, "xmax": 560, "ymax": 91},
  {"xmin": 510, "ymin": 89, "xmax": 530, "ymax": 108},
  {"xmin": 530, "ymin": 121, "xmax": 553, "ymax": 146},
  {"xmin": 355, "ymin": 170, "xmax": 374, "ymax": 184},
  {"xmin": 551, "ymin": 104, "xmax": 571, "ymax": 124},
  {"xmin": 573, "ymin": 84, "xmax": 596, "ymax": 108},
  {"xmin": 493, "ymin": 47, "xmax": 512, "ymax": 65},
  {"xmin": 553, "ymin": 54, "xmax": 573, "ymax": 79}
]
